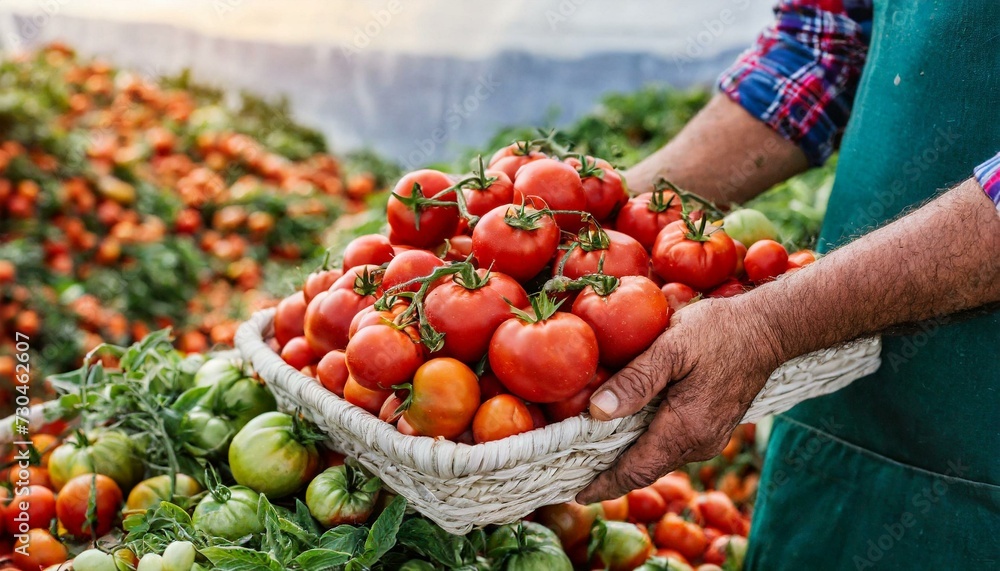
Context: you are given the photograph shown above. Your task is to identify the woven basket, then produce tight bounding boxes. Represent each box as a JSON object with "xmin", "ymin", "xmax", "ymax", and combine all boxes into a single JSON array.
[{"xmin": 236, "ymin": 308, "xmax": 880, "ymax": 533}]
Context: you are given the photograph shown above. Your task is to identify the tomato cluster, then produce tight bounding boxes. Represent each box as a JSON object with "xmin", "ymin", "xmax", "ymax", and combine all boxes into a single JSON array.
[{"xmin": 272, "ymin": 139, "xmax": 815, "ymax": 445}]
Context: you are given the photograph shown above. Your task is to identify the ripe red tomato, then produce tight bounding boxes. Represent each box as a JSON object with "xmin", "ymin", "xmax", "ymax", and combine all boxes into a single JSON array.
[
  {"xmin": 654, "ymin": 513, "xmax": 708, "ymax": 560},
  {"xmin": 472, "ymin": 204, "xmax": 560, "ymax": 283},
  {"xmin": 303, "ymin": 267, "xmax": 345, "ymax": 303},
  {"xmin": 274, "ymin": 291, "xmax": 307, "ymax": 347},
  {"xmin": 732, "ymin": 239, "xmax": 747, "ymax": 277},
  {"xmin": 343, "ymin": 376, "xmax": 392, "ymax": 415},
  {"xmin": 304, "ymin": 273, "xmax": 378, "ymax": 353},
  {"xmin": 379, "ymin": 250, "xmax": 446, "ymax": 295},
  {"xmin": 615, "ymin": 189, "xmax": 684, "ymax": 251},
  {"xmin": 10, "ymin": 528, "xmax": 67, "ymax": 570},
  {"xmin": 386, "ymin": 170, "xmax": 459, "ymax": 248},
  {"xmin": 572, "ymin": 276, "xmax": 670, "ymax": 368},
  {"xmin": 342, "ymin": 234, "xmax": 395, "ymax": 269},
  {"xmin": 692, "ymin": 492, "xmax": 748, "ymax": 536},
  {"xmin": 316, "ymin": 350, "xmax": 349, "ymax": 397},
  {"xmin": 401, "ymin": 358, "xmax": 481, "ymax": 439},
  {"xmin": 744, "ymin": 239, "xmax": 788, "ymax": 284},
  {"xmin": 444, "ymin": 234, "xmax": 474, "ymax": 262},
  {"xmin": 348, "ymin": 307, "xmax": 396, "ymax": 339},
  {"xmin": 661, "ymin": 282, "xmax": 697, "ymax": 312},
  {"xmin": 424, "ymin": 269, "xmax": 525, "ymax": 363},
  {"xmin": 489, "ymin": 295, "xmax": 599, "ymax": 403},
  {"xmin": 472, "ymin": 395, "xmax": 534, "ymax": 443},
  {"xmin": 280, "ymin": 336, "xmax": 316, "ymax": 370},
  {"xmin": 627, "ymin": 487, "xmax": 668, "ymax": 523},
  {"xmin": 525, "ymin": 403, "xmax": 547, "ymax": 429},
  {"xmin": 2, "ymin": 485, "xmax": 56, "ymax": 533},
  {"xmin": 478, "ymin": 372, "xmax": 508, "ymax": 401},
  {"xmin": 512, "ymin": 158, "xmax": 587, "ymax": 231},
  {"xmin": 330, "ymin": 264, "xmax": 383, "ymax": 292},
  {"xmin": 535, "ymin": 502, "xmax": 601, "ymax": 550},
  {"xmin": 651, "ymin": 473, "xmax": 696, "ymax": 513},
  {"xmin": 564, "ymin": 156, "xmax": 627, "ymax": 222},
  {"xmin": 651, "ymin": 219, "xmax": 737, "ymax": 291},
  {"xmin": 462, "ymin": 169, "xmax": 514, "ymax": 217},
  {"xmin": 706, "ymin": 278, "xmax": 746, "ymax": 298},
  {"xmin": 379, "ymin": 393, "xmax": 406, "ymax": 423},
  {"xmin": 553, "ymin": 229, "xmax": 649, "ymax": 279},
  {"xmin": 788, "ymin": 249, "xmax": 817, "ymax": 268},
  {"xmin": 345, "ymin": 324, "xmax": 425, "ymax": 390},
  {"xmin": 601, "ymin": 496, "xmax": 630, "ymax": 521},
  {"xmin": 544, "ymin": 367, "xmax": 610, "ymax": 422},
  {"xmin": 488, "ymin": 143, "xmax": 546, "ymax": 181},
  {"xmin": 56, "ymin": 474, "xmax": 123, "ymax": 537}
]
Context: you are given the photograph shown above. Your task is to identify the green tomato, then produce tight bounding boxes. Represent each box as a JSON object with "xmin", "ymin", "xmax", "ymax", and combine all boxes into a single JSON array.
[
  {"xmin": 213, "ymin": 378, "xmax": 277, "ymax": 430},
  {"xmin": 305, "ymin": 465, "xmax": 380, "ymax": 527},
  {"xmin": 229, "ymin": 412, "xmax": 320, "ymax": 498},
  {"xmin": 126, "ymin": 474, "xmax": 203, "ymax": 515},
  {"xmin": 137, "ymin": 553, "xmax": 164, "ymax": 571},
  {"xmin": 49, "ymin": 429, "xmax": 143, "ymax": 491},
  {"xmin": 722, "ymin": 208, "xmax": 778, "ymax": 246},
  {"xmin": 181, "ymin": 408, "xmax": 235, "ymax": 457},
  {"xmin": 635, "ymin": 556, "xmax": 694, "ymax": 571},
  {"xmin": 487, "ymin": 521, "xmax": 561, "ymax": 553},
  {"xmin": 162, "ymin": 541, "xmax": 196, "ymax": 571},
  {"xmin": 73, "ymin": 549, "xmax": 118, "ymax": 571},
  {"xmin": 488, "ymin": 522, "xmax": 572, "ymax": 571},
  {"xmin": 598, "ymin": 521, "xmax": 654, "ymax": 571},
  {"xmin": 193, "ymin": 485, "xmax": 264, "ymax": 540},
  {"xmin": 194, "ymin": 357, "xmax": 245, "ymax": 388}
]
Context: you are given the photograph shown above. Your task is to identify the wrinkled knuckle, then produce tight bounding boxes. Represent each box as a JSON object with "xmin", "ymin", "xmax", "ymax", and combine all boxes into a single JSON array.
[
  {"xmin": 615, "ymin": 464, "xmax": 659, "ymax": 494},
  {"xmin": 618, "ymin": 366, "xmax": 656, "ymax": 399}
]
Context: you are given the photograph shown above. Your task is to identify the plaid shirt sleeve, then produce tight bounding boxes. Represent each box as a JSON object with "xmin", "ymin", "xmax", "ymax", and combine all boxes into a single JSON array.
[
  {"xmin": 973, "ymin": 153, "xmax": 1000, "ymax": 210},
  {"xmin": 718, "ymin": 1, "xmax": 873, "ymax": 166}
]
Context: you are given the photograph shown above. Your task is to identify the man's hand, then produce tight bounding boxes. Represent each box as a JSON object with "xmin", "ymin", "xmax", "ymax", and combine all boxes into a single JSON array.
[{"xmin": 576, "ymin": 296, "xmax": 784, "ymax": 503}]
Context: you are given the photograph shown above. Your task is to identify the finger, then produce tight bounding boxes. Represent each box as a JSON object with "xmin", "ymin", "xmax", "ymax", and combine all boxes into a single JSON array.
[
  {"xmin": 577, "ymin": 395, "xmax": 696, "ymax": 503},
  {"xmin": 589, "ymin": 339, "xmax": 673, "ymax": 420}
]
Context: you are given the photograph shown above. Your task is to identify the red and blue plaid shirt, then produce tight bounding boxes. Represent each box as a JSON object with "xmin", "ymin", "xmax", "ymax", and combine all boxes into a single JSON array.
[{"xmin": 718, "ymin": 0, "xmax": 1000, "ymax": 208}]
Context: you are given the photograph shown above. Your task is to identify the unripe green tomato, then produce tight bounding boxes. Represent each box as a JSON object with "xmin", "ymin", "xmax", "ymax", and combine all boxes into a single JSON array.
[
  {"xmin": 137, "ymin": 553, "xmax": 164, "ymax": 571},
  {"xmin": 73, "ymin": 549, "xmax": 117, "ymax": 571},
  {"xmin": 162, "ymin": 541, "xmax": 196, "ymax": 571},
  {"xmin": 722, "ymin": 208, "xmax": 778, "ymax": 246}
]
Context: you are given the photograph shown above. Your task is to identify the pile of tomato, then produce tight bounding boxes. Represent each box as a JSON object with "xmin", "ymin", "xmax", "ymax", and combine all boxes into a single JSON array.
[{"xmin": 270, "ymin": 136, "xmax": 815, "ymax": 443}]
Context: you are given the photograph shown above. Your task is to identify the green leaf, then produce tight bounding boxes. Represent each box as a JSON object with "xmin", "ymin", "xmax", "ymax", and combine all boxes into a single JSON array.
[
  {"xmin": 200, "ymin": 546, "xmax": 285, "ymax": 571},
  {"xmin": 293, "ymin": 549, "xmax": 352, "ymax": 570},
  {"xmin": 172, "ymin": 386, "xmax": 211, "ymax": 413},
  {"xmin": 351, "ymin": 495, "xmax": 406, "ymax": 567},
  {"xmin": 319, "ymin": 525, "xmax": 368, "ymax": 555}
]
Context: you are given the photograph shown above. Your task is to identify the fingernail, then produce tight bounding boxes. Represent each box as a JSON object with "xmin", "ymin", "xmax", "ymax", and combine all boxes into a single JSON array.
[{"xmin": 591, "ymin": 390, "xmax": 619, "ymax": 418}]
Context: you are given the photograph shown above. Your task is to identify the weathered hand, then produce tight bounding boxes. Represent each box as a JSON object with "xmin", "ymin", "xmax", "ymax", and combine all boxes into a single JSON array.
[{"xmin": 576, "ymin": 295, "xmax": 785, "ymax": 503}]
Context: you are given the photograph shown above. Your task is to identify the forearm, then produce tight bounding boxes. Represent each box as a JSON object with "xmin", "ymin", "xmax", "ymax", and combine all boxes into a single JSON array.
[
  {"xmin": 745, "ymin": 179, "xmax": 1000, "ymax": 362},
  {"xmin": 624, "ymin": 94, "xmax": 809, "ymax": 205}
]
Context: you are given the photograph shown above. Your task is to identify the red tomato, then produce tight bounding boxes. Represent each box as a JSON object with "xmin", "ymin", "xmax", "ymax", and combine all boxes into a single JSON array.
[
  {"xmin": 653, "ymin": 513, "xmax": 708, "ymax": 560},
  {"xmin": 525, "ymin": 403, "xmax": 547, "ymax": 429},
  {"xmin": 56, "ymin": 474, "xmax": 123, "ymax": 537},
  {"xmin": 303, "ymin": 267, "xmax": 345, "ymax": 303},
  {"xmin": 424, "ymin": 269, "xmax": 525, "ymax": 363},
  {"xmin": 627, "ymin": 487, "xmax": 667, "ymax": 523},
  {"xmin": 706, "ymin": 278, "xmax": 746, "ymax": 298},
  {"xmin": 343, "ymin": 376, "xmax": 392, "ymax": 415},
  {"xmin": 743, "ymin": 239, "xmax": 788, "ymax": 284},
  {"xmin": 732, "ymin": 239, "xmax": 747, "ymax": 278},
  {"xmin": 280, "ymin": 336, "xmax": 316, "ymax": 370},
  {"xmin": 488, "ymin": 143, "xmax": 546, "ymax": 181},
  {"xmin": 512, "ymin": 158, "xmax": 587, "ymax": 231},
  {"xmin": 472, "ymin": 395, "xmax": 534, "ymax": 443},
  {"xmin": 544, "ymin": 367, "xmax": 610, "ymax": 422},
  {"xmin": 572, "ymin": 276, "xmax": 670, "ymax": 368},
  {"xmin": 316, "ymin": 350, "xmax": 349, "ymax": 397},
  {"xmin": 703, "ymin": 535, "xmax": 748, "ymax": 566},
  {"xmin": 330, "ymin": 264, "xmax": 384, "ymax": 292},
  {"xmin": 553, "ymin": 229, "xmax": 649, "ymax": 279},
  {"xmin": 342, "ymin": 234, "xmax": 395, "ymax": 270},
  {"xmin": 443, "ymin": 234, "xmax": 474, "ymax": 262},
  {"xmin": 401, "ymin": 358, "xmax": 481, "ymax": 439},
  {"xmin": 348, "ymin": 307, "xmax": 396, "ymax": 339},
  {"xmin": 2, "ymin": 485, "xmax": 56, "ymax": 533},
  {"xmin": 615, "ymin": 189, "xmax": 684, "ymax": 251},
  {"xmin": 489, "ymin": 295, "xmax": 599, "ymax": 403},
  {"xmin": 274, "ymin": 291, "xmax": 307, "ymax": 347},
  {"xmin": 304, "ymin": 274, "xmax": 378, "ymax": 353},
  {"xmin": 788, "ymin": 249, "xmax": 817, "ymax": 268},
  {"xmin": 478, "ymin": 372, "xmax": 508, "ymax": 401},
  {"xmin": 386, "ymin": 169, "xmax": 459, "ymax": 248},
  {"xmin": 472, "ymin": 204, "xmax": 560, "ymax": 283},
  {"xmin": 660, "ymin": 282, "xmax": 697, "ymax": 312},
  {"xmin": 481, "ymin": 270, "xmax": 531, "ymax": 308},
  {"xmin": 462, "ymin": 169, "xmax": 514, "ymax": 217},
  {"xmin": 345, "ymin": 324, "xmax": 425, "ymax": 390},
  {"xmin": 693, "ymin": 492, "xmax": 748, "ymax": 536},
  {"xmin": 379, "ymin": 393, "xmax": 406, "ymax": 423},
  {"xmin": 535, "ymin": 502, "xmax": 601, "ymax": 549},
  {"xmin": 651, "ymin": 473, "xmax": 696, "ymax": 513},
  {"xmin": 10, "ymin": 528, "xmax": 67, "ymax": 570},
  {"xmin": 651, "ymin": 219, "xmax": 737, "ymax": 291},
  {"xmin": 379, "ymin": 250, "xmax": 446, "ymax": 295},
  {"xmin": 601, "ymin": 496, "xmax": 630, "ymax": 521},
  {"xmin": 564, "ymin": 156, "xmax": 627, "ymax": 222}
]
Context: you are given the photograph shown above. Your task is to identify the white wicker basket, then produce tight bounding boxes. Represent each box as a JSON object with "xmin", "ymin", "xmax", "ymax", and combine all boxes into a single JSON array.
[{"xmin": 236, "ymin": 308, "xmax": 880, "ymax": 533}]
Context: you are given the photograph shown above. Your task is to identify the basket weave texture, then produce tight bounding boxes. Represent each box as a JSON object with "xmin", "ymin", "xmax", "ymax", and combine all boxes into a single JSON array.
[{"xmin": 236, "ymin": 308, "xmax": 881, "ymax": 533}]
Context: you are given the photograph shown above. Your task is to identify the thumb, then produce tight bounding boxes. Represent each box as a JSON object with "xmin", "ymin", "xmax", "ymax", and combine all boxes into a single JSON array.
[{"xmin": 589, "ymin": 343, "xmax": 672, "ymax": 421}]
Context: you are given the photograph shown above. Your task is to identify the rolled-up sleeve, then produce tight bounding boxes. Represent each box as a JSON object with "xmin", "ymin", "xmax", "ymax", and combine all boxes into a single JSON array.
[
  {"xmin": 718, "ymin": 1, "xmax": 873, "ymax": 166},
  {"xmin": 973, "ymin": 153, "xmax": 1000, "ymax": 209}
]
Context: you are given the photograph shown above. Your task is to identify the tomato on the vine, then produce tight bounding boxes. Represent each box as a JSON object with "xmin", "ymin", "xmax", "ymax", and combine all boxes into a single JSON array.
[
  {"xmin": 379, "ymin": 250, "xmax": 446, "ymax": 295},
  {"xmin": 489, "ymin": 293, "xmax": 599, "ymax": 403},
  {"xmin": 472, "ymin": 395, "xmax": 534, "ymax": 443},
  {"xmin": 512, "ymin": 158, "xmax": 587, "ymax": 231},
  {"xmin": 342, "ymin": 234, "xmax": 395, "ymax": 270},
  {"xmin": 400, "ymin": 358, "xmax": 481, "ymax": 439},
  {"xmin": 564, "ymin": 155, "xmax": 627, "ymax": 222},
  {"xmin": 572, "ymin": 275, "xmax": 669, "ymax": 368},
  {"xmin": 488, "ymin": 143, "xmax": 546, "ymax": 181},
  {"xmin": 461, "ymin": 159, "xmax": 514, "ymax": 217},
  {"xmin": 386, "ymin": 169, "xmax": 460, "ymax": 248},
  {"xmin": 615, "ymin": 187, "xmax": 684, "ymax": 251},
  {"xmin": 553, "ymin": 229, "xmax": 649, "ymax": 279},
  {"xmin": 345, "ymin": 323, "xmax": 425, "ymax": 390},
  {"xmin": 443, "ymin": 234, "xmax": 474, "ymax": 262},
  {"xmin": 651, "ymin": 218, "xmax": 737, "ymax": 291},
  {"xmin": 472, "ymin": 204, "xmax": 560, "ymax": 283},
  {"xmin": 56, "ymin": 473, "xmax": 123, "ymax": 537},
  {"xmin": 744, "ymin": 239, "xmax": 788, "ymax": 283},
  {"xmin": 274, "ymin": 291, "xmax": 308, "ymax": 347},
  {"xmin": 303, "ymin": 266, "xmax": 344, "ymax": 303},
  {"xmin": 304, "ymin": 267, "xmax": 380, "ymax": 353}
]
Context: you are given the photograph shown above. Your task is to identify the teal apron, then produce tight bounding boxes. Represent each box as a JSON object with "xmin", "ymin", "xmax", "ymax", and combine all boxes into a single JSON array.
[{"xmin": 747, "ymin": 1, "xmax": 1000, "ymax": 568}]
